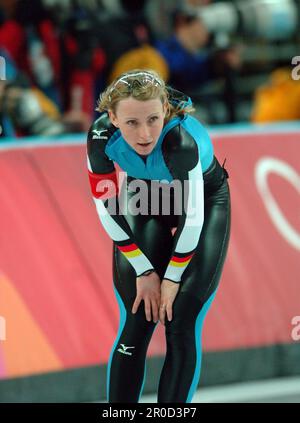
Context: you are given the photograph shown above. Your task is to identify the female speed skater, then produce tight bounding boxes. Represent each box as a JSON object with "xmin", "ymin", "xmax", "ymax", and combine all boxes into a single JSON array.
[{"xmin": 87, "ymin": 69, "xmax": 231, "ymax": 403}]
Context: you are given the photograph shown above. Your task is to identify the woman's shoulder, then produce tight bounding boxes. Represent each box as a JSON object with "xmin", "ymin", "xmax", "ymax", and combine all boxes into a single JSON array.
[
  {"xmin": 161, "ymin": 115, "xmax": 199, "ymax": 170},
  {"xmin": 165, "ymin": 113, "xmax": 206, "ymax": 129},
  {"xmin": 88, "ymin": 112, "xmax": 118, "ymax": 142},
  {"xmin": 162, "ymin": 113, "xmax": 209, "ymax": 143},
  {"xmin": 180, "ymin": 113, "xmax": 208, "ymax": 132}
]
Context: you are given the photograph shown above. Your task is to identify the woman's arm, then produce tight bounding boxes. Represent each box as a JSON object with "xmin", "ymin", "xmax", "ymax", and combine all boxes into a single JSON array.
[
  {"xmin": 161, "ymin": 123, "xmax": 205, "ymax": 283},
  {"xmin": 87, "ymin": 113, "xmax": 155, "ymax": 277}
]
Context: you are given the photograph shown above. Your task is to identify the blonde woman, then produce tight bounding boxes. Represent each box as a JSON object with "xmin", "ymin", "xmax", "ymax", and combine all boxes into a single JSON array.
[{"xmin": 87, "ymin": 69, "xmax": 230, "ymax": 403}]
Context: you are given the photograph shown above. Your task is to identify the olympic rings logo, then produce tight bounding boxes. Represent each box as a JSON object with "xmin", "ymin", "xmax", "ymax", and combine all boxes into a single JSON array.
[
  {"xmin": 255, "ymin": 157, "xmax": 300, "ymax": 251},
  {"xmin": 255, "ymin": 157, "xmax": 300, "ymax": 342}
]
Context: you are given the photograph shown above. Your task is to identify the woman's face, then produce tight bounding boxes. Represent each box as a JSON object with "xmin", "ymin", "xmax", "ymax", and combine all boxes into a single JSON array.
[{"xmin": 109, "ymin": 97, "xmax": 167, "ymax": 155}]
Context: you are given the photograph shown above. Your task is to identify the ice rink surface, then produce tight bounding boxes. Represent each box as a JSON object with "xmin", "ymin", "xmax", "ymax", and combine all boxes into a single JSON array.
[{"xmin": 138, "ymin": 377, "xmax": 300, "ymax": 403}]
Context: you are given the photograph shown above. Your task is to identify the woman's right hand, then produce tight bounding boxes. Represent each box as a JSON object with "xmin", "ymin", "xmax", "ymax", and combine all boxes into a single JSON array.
[{"xmin": 132, "ymin": 271, "xmax": 161, "ymax": 323}]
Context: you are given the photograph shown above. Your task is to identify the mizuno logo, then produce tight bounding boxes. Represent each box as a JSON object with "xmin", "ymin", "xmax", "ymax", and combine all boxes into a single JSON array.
[
  {"xmin": 117, "ymin": 344, "xmax": 135, "ymax": 356},
  {"xmin": 92, "ymin": 129, "xmax": 108, "ymax": 140}
]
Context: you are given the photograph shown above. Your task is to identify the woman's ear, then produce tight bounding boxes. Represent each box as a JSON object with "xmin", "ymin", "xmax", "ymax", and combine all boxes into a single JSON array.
[
  {"xmin": 108, "ymin": 109, "xmax": 119, "ymax": 127},
  {"xmin": 163, "ymin": 101, "xmax": 169, "ymax": 119}
]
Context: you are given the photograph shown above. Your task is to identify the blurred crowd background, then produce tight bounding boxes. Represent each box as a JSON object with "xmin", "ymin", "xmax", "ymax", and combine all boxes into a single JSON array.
[{"xmin": 0, "ymin": 0, "xmax": 300, "ymax": 138}]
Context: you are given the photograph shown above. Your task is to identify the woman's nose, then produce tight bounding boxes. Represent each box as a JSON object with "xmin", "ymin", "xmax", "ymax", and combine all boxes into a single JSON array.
[{"xmin": 138, "ymin": 124, "xmax": 151, "ymax": 141}]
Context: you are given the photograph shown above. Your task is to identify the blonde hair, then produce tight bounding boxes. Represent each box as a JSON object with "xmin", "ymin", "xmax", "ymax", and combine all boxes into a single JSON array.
[{"xmin": 96, "ymin": 69, "xmax": 195, "ymax": 122}]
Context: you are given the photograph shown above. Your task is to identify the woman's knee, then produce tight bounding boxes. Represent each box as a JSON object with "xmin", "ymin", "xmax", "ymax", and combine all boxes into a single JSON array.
[
  {"xmin": 164, "ymin": 288, "xmax": 217, "ymax": 338},
  {"xmin": 164, "ymin": 292, "xmax": 203, "ymax": 335}
]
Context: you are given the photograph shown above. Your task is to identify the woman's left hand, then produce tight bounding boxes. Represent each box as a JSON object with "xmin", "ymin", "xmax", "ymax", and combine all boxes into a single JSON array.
[{"xmin": 159, "ymin": 279, "xmax": 180, "ymax": 326}]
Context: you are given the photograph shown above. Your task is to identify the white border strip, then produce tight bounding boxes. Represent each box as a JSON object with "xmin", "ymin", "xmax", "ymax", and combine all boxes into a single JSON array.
[
  {"xmin": 209, "ymin": 121, "xmax": 300, "ymax": 138},
  {"xmin": 138, "ymin": 376, "xmax": 300, "ymax": 403},
  {"xmin": 0, "ymin": 137, "xmax": 85, "ymax": 152}
]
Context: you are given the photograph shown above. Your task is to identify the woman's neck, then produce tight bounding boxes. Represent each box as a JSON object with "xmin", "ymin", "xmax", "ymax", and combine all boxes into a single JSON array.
[{"xmin": 137, "ymin": 153, "xmax": 148, "ymax": 162}]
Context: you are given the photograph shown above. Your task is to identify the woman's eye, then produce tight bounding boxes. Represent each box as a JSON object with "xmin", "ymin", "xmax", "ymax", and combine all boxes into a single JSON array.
[
  {"xmin": 127, "ymin": 120, "xmax": 136, "ymax": 126},
  {"xmin": 149, "ymin": 116, "xmax": 158, "ymax": 123}
]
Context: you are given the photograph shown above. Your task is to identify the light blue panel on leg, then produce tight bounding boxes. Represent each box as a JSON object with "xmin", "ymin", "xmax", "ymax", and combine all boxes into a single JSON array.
[
  {"xmin": 186, "ymin": 290, "xmax": 217, "ymax": 403},
  {"xmin": 106, "ymin": 285, "xmax": 127, "ymax": 402}
]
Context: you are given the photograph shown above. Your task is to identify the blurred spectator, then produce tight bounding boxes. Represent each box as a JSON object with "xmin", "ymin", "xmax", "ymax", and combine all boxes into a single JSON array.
[
  {"xmin": 154, "ymin": 8, "xmax": 241, "ymax": 93},
  {"xmin": 107, "ymin": 45, "xmax": 169, "ymax": 84},
  {"xmin": 0, "ymin": 48, "xmax": 91, "ymax": 138},
  {"xmin": 145, "ymin": 0, "xmax": 183, "ymax": 40},
  {"xmin": 251, "ymin": 67, "xmax": 300, "ymax": 123},
  {"xmin": 0, "ymin": 0, "xmax": 62, "ymax": 106},
  {"xmin": 145, "ymin": 0, "xmax": 213, "ymax": 40},
  {"xmin": 97, "ymin": 0, "xmax": 169, "ymax": 84},
  {"xmin": 0, "ymin": 0, "xmax": 106, "ymax": 125}
]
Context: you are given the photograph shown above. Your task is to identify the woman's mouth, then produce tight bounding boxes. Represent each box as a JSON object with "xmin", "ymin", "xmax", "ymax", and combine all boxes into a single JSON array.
[{"xmin": 137, "ymin": 142, "xmax": 152, "ymax": 148}]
